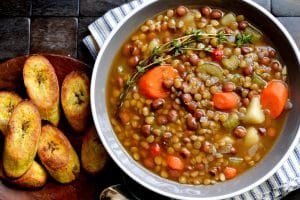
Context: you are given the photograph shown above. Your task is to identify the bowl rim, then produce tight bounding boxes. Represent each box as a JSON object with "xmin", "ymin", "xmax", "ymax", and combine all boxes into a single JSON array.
[{"xmin": 91, "ymin": 0, "xmax": 300, "ymax": 199}]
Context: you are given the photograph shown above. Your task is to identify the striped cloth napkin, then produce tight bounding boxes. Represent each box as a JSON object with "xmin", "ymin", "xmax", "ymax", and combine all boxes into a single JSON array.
[{"xmin": 83, "ymin": 0, "xmax": 300, "ymax": 199}]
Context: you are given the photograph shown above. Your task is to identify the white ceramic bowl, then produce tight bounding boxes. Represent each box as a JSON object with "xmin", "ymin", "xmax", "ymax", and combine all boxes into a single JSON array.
[{"xmin": 91, "ymin": 0, "xmax": 300, "ymax": 199}]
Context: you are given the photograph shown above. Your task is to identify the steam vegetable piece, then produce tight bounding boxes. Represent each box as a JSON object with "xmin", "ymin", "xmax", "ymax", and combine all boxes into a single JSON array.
[
  {"xmin": 244, "ymin": 26, "xmax": 262, "ymax": 42},
  {"xmin": 222, "ymin": 113, "xmax": 239, "ymax": 131},
  {"xmin": 222, "ymin": 55, "xmax": 239, "ymax": 71},
  {"xmin": 213, "ymin": 92, "xmax": 239, "ymax": 110},
  {"xmin": 196, "ymin": 63, "xmax": 224, "ymax": 81},
  {"xmin": 223, "ymin": 167, "xmax": 237, "ymax": 179},
  {"xmin": 252, "ymin": 72, "xmax": 266, "ymax": 87},
  {"xmin": 260, "ymin": 80, "xmax": 288, "ymax": 119},
  {"xmin": 166, "ymin": 155, "xmax": 184, "ymax": 170},
  {"xmin": 220, "ymin": 13, "xmax": 236, "ymax": 26},
  {"xmin": 244, "ymin": 127, "xmax": 260, "ymax": 147},
  {"xmin": 244, "ymin": 95, "xmax": 265, "ymax": 124},
  {"xmin": 138, "ymin": 65, "xmax": 178, "ymax": 99}
]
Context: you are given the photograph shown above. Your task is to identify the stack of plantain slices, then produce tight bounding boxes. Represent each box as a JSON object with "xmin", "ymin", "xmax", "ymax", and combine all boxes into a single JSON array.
[{"xmin": 0, "ymin": 55, "xmax": 108, "ymax": 189}]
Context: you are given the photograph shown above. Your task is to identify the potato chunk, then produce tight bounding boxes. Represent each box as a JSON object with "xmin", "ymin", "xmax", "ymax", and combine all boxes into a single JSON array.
[
  {"xmin": 244, "ymin": 95, "xmax": 265, "ymax": 124},
  {"xmin": 244, "ymin": 127, "xmax": 260, "ymax": 147}
]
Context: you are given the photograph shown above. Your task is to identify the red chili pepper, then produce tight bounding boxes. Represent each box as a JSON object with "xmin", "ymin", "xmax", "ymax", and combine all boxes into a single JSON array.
[
  {"xmin": 151, "ymin": 143, "xmax": 161, "ymax": 156},
  {"xmin": 211, "ymin": 48, "xmax": 223, "ymax": 61}
]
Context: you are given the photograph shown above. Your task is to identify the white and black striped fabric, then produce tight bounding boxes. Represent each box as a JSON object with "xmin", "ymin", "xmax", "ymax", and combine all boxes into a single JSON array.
[{"xmin": 83, "ymin": 0, "xmax": 300, "ymax": 199}]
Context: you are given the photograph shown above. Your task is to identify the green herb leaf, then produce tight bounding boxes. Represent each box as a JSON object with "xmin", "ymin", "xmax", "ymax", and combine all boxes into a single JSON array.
[
  {"xmin": 137, "ymin": 65, "xmax": 145, "ymax": 73},
  {"xmin": 174, "ymin": 48, "xmax": 184, "ymax": 57},
  {"xmin": 192, "ymin": 29, "xmax": 203, "ymax": 41},
  {"xmin": 172, "ymin": 39, "xmax": 181, "ymax": 48},
  {"xmin": 116, "ymin": 29, "xmax": 235, "ymax": 112},
  {"xmin": 217, "ymin": 30, "xmax": 227, "ymax": 44},
  {"xmin": 151, "ymin": 46, "xmax": 161, "ymax": 55},
  {"xmin": 235, "ymin": 32, "xmax": 253, "ymax": 47},
  {"xmin": 204, "ymin": 47, "xmax": 213, "ymax": 53},
  {"xmin": 126, "ymin": 78, "xmax": 134, "ymax": 86}
]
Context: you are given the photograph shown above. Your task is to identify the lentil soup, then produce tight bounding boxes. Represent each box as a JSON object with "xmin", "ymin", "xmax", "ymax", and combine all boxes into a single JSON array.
[{"xmin": 107, "ymin": 5, "xmax": 290, "ymax": 185}]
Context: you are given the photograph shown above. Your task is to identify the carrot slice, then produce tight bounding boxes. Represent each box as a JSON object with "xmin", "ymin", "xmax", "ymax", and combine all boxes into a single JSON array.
[
  {"xmin": 260, "ymin": 80, "xmax": 288, "ymax": 119},
  {"xmin": 166, "ymin": 155, "xmax": 184, "ymax": 170},
  {"xmin": 138, "ymin": 65, "xmax": 178, "ymax": 99},
  {"xmin": 213, "ymin": 92, "xmax": 239, "ymax": 110},
  {"xmin": 223, "ymin": 167, "xmax": 237, "ymax": 179}
]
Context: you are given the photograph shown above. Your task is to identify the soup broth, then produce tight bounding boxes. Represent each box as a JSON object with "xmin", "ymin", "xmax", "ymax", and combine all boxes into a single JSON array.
[{"xmin": 106, "ymin": 5, "xmax": 289, "ymax": 185}]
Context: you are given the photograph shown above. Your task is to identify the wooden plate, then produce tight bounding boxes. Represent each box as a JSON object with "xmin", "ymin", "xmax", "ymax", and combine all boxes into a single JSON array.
[{"xmin": 0, "ymin": 54, "xmax": 122, "ymax": 200}]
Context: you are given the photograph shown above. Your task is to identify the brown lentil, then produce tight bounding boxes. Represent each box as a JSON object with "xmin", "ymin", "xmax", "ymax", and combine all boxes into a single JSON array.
[
  {"xmin": 222, "ymin": 82, "xmax": 236, "ymax": 92},
  {"xmin": 210, "ymin": 9, "xmax": 222, "ymax": 19},
  {"xmin": 189, "ymin": 54, "xmax": 200, "ymax": 66},
  {"xmin": 271, "ymin": 61, "xmax": 280, "ymax": 72},
  {"xmin": 186, "ymin": 115, "xmax": 198, "ymax": 130},
  {"xmin": 268, "ymin": 49, "xmax": 276, "ymax": 57},
  {"xmin": 260, "ymin": 57, "xmax": 271, "ymax": 65},
  {"xmin": 181, "ymin": 93, "xmax": 193, "ymax": 104},
  {"xmin": 128, "ymin": 55, "xmax": 140, "ymax": 68},
  {"xmin": 176, "ymin": 6, "xmax": 187, "ymax": 17},
  {"xmin": 233, "ymin": 126, "xmax": 247, "ymax": 138},
  {"xmin": 151, "ymin": 98, "xmax": 165, "ymax": 110},
  {"xmin": 241, "ymin": 46, "xmax": 251, "ymax": 54},
  {"xmin": 238, "ymin": 21, "xmax": 248, "ymax": 30},
  {"xmin": 243, "ymin": 65, "xmax": 253, "ymax": 75},
  {"xmin": 201, "ymin": 6, "xmax": 211, "ymax": 17},
  {"xmin": 141, "ymin": 124, "xmax": 151, "ymax": 136},
  {"xmin": 242, "ymin": 97, "xmax": 250, "ymax": 107}
]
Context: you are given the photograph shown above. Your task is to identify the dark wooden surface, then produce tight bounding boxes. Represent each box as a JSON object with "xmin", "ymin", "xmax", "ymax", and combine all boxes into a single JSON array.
[{"xmin": 0, "ymin": 0, "xmax": 299, "ymax": 199}]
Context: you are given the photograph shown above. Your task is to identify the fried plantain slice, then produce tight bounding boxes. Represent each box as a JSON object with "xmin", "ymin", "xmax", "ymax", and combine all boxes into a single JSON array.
[
  {"xmin": 0, "ymin": 160, "xmax": 47, "ymax": 189},
  {"xmin": 0, "ymin": 91, "xmax": 22, "ymax": 135},
  {"xmin": 81, "ymin": 126, "xmax": 108, "ymax": 175},
  {"xmin": 61, "ymin": 71, "xmax": 90, "ymax": 133},
  {"xmin": 23, "ymin": 55, "xmax": 60, "ymax": 126},
  {"xmin": 37, "ymin": 124, "xmax": 80, "ymax": 184},
  {"xmin": 3, "ymin": 100, "xmax": 41, "ymax": 178}
]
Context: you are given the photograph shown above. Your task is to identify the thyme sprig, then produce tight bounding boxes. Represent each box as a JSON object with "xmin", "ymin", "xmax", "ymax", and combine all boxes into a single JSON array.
[
  {"xmin": 116, "ymin": 29, "xmax": 253, "ymax": 111},
  {"xmin": 236, "ymin": 32, "xmax": 253, "ymax": 47}
]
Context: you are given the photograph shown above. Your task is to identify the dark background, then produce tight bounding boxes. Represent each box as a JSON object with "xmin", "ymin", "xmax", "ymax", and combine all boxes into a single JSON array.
[{"xmin": 0, "ymin": 0, "xmax": 299, "ymax": 199}]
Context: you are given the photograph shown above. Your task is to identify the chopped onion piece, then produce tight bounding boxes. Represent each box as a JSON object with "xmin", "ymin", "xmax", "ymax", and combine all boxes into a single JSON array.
[
  {"xmin": 117, "ymin": 65, "xmax": 124, "ymax": 74},
  {"xmin": 285, "ymin": 99, "xmax": 293, "ymax": 110},
  {"xmin": 210, "ymin": 145, "xmax": 217, "ymax": 155},
  {"xmin": 282, "ymin": 65, "xmax": 287, "ymax": 75},
  {"xmin": 200, "ymin": 116, "xmax": 208, "ymax": 122},
  {"xmin": 229, "ymin": 157, "xmax": 244, "ymax": 163},
  {"xmin": 227, "ymin": 35, "xmax": 235, "ymax": 43},
  {"xmin": 248, "ymin": 143, "xmax": 259, "ymax": 157},
  {"xmin": 211, "ymin": 76, "xmax": 219, "ymax": 84},
  {"xmin": 215, "ymin": 153, "xmax": 223, "ymax": 158},
  {"xmin": 218, "ymin": 144, "xmax": 232, "ymax": 154}
]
